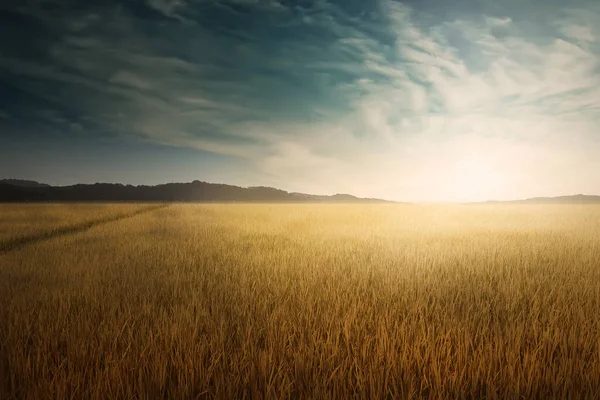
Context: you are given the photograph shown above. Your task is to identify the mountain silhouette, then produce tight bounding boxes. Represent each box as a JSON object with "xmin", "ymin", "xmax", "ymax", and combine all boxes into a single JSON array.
[
  {"xmin": 0, "ymin": 180, "xmax": 395, "ymax": 203},
  {"xmin": 0, "ymin": 179, "xmax": 51, "ymax": 188},
  {"xmin": 496, "ymin": 194, "xmax": 600, "ymax": 204},
  {"xmin": 2, "ymin": 179, "xmax": 599, "ymax": 203}
]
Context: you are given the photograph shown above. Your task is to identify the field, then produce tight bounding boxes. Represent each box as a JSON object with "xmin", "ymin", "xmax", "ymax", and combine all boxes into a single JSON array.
[{"xmin": 1, "ymin": 204, "xmax": 600, "ymax": 399}]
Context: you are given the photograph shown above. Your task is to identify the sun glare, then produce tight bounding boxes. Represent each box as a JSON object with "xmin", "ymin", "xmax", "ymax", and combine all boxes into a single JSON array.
[{"xmin": 433, "ymin": 151, "xmax": 513, "ymax": 202}]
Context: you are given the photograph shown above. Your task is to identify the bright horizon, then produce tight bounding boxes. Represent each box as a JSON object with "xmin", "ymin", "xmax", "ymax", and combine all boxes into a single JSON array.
[{"xmin": 2, "ymin": 0, "xmax": 600, "ymax": 202}]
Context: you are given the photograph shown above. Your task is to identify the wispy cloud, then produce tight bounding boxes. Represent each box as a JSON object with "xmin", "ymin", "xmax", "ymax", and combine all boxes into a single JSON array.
[
  {"xmin": 1, "ymin": 0, "xmax": 599, "ymax": 200},
  {"xmin": 146, "ymin": 0, "xmax": 187, "ymax": 18},
  {"xmin": 248, "ymin": 0, "xmax": 600, "ymax": 200},
  {"xmin": 109, "ymin": 71, "xmax": 153, "ymax": 90}
]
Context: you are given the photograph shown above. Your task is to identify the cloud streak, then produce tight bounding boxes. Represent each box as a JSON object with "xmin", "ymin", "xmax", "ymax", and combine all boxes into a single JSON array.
[{"xmin": 1, "ymin": 0, "xmax": 600, "ymax": 201}]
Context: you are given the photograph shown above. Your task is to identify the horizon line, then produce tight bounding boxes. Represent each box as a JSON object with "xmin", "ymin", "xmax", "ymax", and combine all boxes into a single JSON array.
[{"xmin": 2, "ymin": 178, "xmax": 600, "ymax": 204}]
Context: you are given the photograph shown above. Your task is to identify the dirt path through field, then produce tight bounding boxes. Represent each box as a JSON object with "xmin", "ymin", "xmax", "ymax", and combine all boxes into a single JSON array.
[{"xmin": 0, "ymin": 204, "xmax": 168, "ymax": 254}]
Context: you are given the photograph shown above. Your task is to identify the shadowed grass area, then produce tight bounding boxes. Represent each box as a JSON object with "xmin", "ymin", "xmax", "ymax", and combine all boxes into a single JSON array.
[{"xmin": 1, "ymin": 204, "xmax": 600, "ymax": 398}]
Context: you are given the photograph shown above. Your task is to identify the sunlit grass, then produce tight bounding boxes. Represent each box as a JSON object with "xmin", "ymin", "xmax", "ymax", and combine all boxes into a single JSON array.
[{"xmin": 1, "ymin": 204, "xmax": 599, "ymax": 398}]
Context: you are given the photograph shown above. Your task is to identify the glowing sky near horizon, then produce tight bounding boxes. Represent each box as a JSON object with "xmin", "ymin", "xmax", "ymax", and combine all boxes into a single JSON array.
[{"xmin": 1, "ymin": 0, "xmax": 600, "ymax": 202}]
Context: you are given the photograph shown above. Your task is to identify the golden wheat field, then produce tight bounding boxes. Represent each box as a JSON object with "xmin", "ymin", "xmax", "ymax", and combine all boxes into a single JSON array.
[{"xmin": 1, "ymin": 203, "xmax": 600, "ymax": 399}]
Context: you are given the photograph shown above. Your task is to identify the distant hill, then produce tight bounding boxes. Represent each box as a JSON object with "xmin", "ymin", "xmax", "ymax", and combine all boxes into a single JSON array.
[
  {"xmin": 514, "ymin": 194, "xmax": 600, "ymax": 204},
  {"xmin": 0, "ymin": 179, "xmax": 50, "ymax": 188},
  {"xmin": 483, "ymin": 194, "xmax": 600, "ymax": 204},
  {"xmin": 0, "ymin": 180, "xmax": 395, "ymax": 203}
]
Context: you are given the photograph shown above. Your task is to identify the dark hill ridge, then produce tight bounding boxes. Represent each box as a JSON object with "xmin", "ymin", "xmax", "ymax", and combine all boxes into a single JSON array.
[
  {"xmin": 0, "ymin": 179, "xmax": 51, "ymax": 188},
  {"xmin": 0, "ymin": 180, "xmax": 395, "ymax": 203},
  {"xmin": 2, "ymin": 179, "xmax": 599, "ymax": 203}
]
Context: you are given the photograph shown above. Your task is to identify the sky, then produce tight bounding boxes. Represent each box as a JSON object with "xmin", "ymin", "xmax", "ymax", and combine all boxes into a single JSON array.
[{"xmin": 1, "ymin": 0, "xmax": 600, "ymax": 202}]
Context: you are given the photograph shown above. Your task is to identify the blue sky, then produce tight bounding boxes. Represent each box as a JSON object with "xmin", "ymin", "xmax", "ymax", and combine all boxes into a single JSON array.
[{"xmin": 1, "ymin": 0, "xmax": 599, "ymax": 201}]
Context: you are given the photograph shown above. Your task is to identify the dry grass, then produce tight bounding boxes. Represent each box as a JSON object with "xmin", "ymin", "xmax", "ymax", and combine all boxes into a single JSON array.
[
  {"xmin": 0, "ymin": 204, "xmax": 156, "ymax": 243},
  {"xmin": 1, "ymin": 204, "xmax": 600, "ymax": 399}
]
